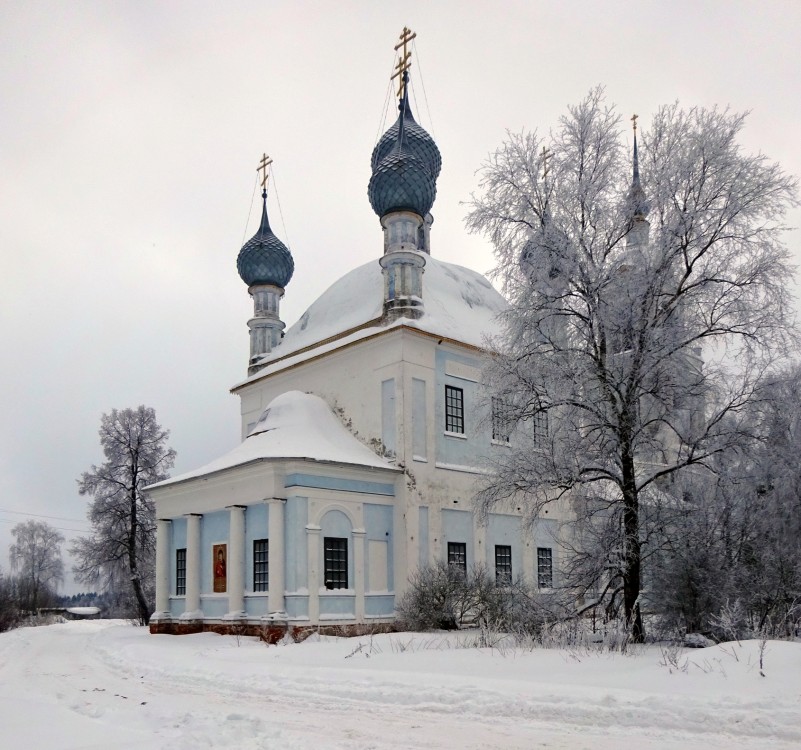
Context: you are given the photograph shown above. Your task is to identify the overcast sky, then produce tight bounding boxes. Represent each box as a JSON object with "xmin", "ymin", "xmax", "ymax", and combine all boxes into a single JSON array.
[{"xmin": 2, "ymin": 1, "xmax": 799, "ymax": 593}]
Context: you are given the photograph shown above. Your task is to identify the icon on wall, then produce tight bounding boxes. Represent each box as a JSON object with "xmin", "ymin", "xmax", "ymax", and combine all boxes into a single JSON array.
[{"xmin": 213, "ymin": 543, "xmax": 227, "ymax": 593}]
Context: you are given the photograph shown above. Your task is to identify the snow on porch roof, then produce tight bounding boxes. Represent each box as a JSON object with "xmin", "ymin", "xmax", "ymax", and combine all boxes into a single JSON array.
[
  {"xmin": 235, "ymin": 256, "xmax": 508, "ymax": 387},
  {"xmin": 147, "ymin": 391, "xmax": 397, "ymax": 490}
]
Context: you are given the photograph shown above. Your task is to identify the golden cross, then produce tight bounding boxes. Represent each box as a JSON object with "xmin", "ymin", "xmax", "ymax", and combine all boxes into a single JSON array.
[
  {"xmin": 631, "ymin": 113, "xmax": 638, "ymax": 133},
  {"xmin": 390, "ymin": 27, "xmax": 416, "ymax": 99},
  {"xmin": 394, "ymin": 26, "xmax": 416, "ymax": 58},
  {"xmin": 540, "ymin": 146, "xmax": 552, "ymax": 181},
  {"xmin": 257, "ymin": 153, "xmax": 273, "ymax": 190}
]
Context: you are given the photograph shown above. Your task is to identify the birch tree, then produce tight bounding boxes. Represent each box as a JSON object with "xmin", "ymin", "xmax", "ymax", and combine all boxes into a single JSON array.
[
  {"xmin": 72, "ymin": 406, "xmax": 175, "ymax": 624},
  {"xmin": 9, "ymin": 520, "xmax": 64, "ymax": 611},
  {"xmin": 466, "ymin": 88, "xmax": 798, "ymax": 640}
]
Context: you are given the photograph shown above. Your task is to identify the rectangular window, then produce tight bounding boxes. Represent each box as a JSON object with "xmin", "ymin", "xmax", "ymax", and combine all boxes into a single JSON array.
[
  {"xmin": 447, "ymin": 541, "xmax": 467, "ymax": 574},
  {"xmin": 537, "ymin": 547, "xmax": 553, "ymax": 588},
  {"xmin": 492, "ymin": 397, "xmax": 512, "ymax": 443},
  {"xmin": 253, "ymin": 539, "xmax": 269, "ymax": 592},
  {"xmin": 175, "ymin": 548, "xmax": 186, "ymax": 596},
  {"xmin": 495, "ymin": 544, "xmax": 512, "ymax": 583},
  {"xmin": 534, "ymin": 411, "xmax": 549, "ymax": 443},
  {"xmin": 324, "ymin": 537, "xmax": 348, "ymax": 590},
  {"xmin": 445, "ymin": 385, "xmax": 464, "ymax": 434}
]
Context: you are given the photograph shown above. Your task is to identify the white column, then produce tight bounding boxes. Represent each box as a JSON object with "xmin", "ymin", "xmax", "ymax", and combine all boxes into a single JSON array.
[
  {"xmin": 152, "ymin": 519, "xmax": 171, "ymax": 620},
  {"xmin": 353, "ymin": 528, "xmax": 366, "ymax": 622},
  {"xmin": 267, "ymin": 498, "xmax": 286, "ymax": 614},
  {"xmin": 181, "ymin": 513, "xmax": 202, "ymax": 619},
  {"xmin": 306, "ymin": 524, "xmax": 321, "ymax": 623},
  {"xmin": 225, "ymin": 505, "xmax": 246, "ymax": 618}
]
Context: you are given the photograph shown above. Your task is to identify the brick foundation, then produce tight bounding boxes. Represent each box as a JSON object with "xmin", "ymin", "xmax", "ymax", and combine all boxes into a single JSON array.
[{"xmin": 149, "ymin": 620, "xmax": 396, "ymax": 642}]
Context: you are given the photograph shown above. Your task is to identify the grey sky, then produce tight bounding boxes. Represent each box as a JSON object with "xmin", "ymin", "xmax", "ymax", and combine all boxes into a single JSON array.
[{"xmin": 2, "ymin": 1, "xmax": 799, "ymax": 592}]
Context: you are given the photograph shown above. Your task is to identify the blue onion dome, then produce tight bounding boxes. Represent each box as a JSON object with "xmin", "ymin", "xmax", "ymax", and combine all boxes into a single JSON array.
[
  {"xmin": 237, "ymin": 192, "xmax": 294, "ymax": 287},
  {"xmin": 371, "ymin": 96, "xmax": 442, "ymax": 180},
  {"xmin": 368, "ymin": 140, "xmax": 436, "ymax": 219}
]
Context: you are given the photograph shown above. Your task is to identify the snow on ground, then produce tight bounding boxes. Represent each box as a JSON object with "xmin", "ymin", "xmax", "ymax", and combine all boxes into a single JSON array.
[{"xmin": 0, "ymin": 621, "xmax": 799, "ymax": 749}]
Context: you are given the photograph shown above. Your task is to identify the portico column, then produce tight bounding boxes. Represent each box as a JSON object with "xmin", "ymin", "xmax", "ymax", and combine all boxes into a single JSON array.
[
  {"xmin": 226, "ymin": 505, "xmax": 246, "ymax": 618},
  {"xmin": 153, "ymin": 519, "xmax": 171, "ymax": 618},
  {"xmin": 353, "ymin": 528, "xmax": 366, "ymax": 622},
  {"xmin": 182, "ymin": 513, "xmax": 202, "ymax": 619},
  {"xmin": 266, "ymin": 498, "xmax": 286, "ymax": 614},
  {"xmin": 306, "ymin": 524, "xmax": 321, "ymax": 623}
]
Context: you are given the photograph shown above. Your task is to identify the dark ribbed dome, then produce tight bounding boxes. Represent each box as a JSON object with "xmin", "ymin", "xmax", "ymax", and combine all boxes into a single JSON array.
[
  {"xmin": 371, "ymin": 97, "xmax": 441, "ymax": 180},
  {"xmin": 368, "ymin": 77, "xmax": 439, "ymax": 220},
  {"xmin": 237, "ymin": 195, "xmax": 294, "ymax": 287},
  {"xmin": 368, "ymin": 144, "xmax": 436, "ymax": 219}
]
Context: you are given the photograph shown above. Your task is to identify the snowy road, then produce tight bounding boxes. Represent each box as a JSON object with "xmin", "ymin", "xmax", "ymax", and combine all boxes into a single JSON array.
[{"xmin": 1, "ymin": 621, "xmax": 799, "ymax": 749}]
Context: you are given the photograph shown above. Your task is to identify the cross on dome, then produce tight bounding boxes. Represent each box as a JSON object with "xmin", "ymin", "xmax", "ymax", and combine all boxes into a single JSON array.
[
  {"xmin": 391, "ymin": 26, "xmax": 416, "ymax": 99},
  {"xmin": 258, "ymin": 153, "xmax": 273, "ymax": 192}
]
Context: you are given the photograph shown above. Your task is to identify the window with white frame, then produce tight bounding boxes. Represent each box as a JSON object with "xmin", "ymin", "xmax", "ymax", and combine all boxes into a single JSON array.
[
  {"xmin": 495, "ymin": 544, "xmax": 512, "ymax": 583},
  {"xmin": 447, "ymin": 541, "xmax": 467, "ymax": 574},
  {"xmin": 537, "ymin": 547, "xmax": 553, "ymax": 588},
  {"xmin": 445, "ymin": 385, "xmax": 464, "ymax": 434},
  {"xmin": 253, "ymin": 539, "xmax": 269, "ymax": 592},
  {"xmin": 175, "ymin": 548, "xmax": 186, "ymax": 595},
  {"xmin": 324, "ymin": 537, "xmax": 348, "ymax": 589}
]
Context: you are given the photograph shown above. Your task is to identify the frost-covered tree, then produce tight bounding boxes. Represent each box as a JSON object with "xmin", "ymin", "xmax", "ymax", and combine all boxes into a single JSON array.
[
  {"xmin": 9, "ymin": 520, "xmax": 64, "ymax": 611},
  {"xmin": 652, "ymin": 365, "xmax": 801, "ymax": 638},
  {"xmin": 467, "ymin": 88, "xmax": 798, "ymax": 640},
  {"xmin": 72, "ymin": 406, "xmax": 176, "ymax": 624}
]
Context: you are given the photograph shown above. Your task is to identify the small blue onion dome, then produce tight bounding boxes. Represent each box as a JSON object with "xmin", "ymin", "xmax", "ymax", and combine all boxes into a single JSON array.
[
  {"xmin": 368, "ymin": 142, "xmax": 436, "ymax": 219},
  {"xmin": 236, "ymin": 192, "xmax": 294, "ymax": 287},
  {"xmin": 371, "ymin": 97, "xmax": 442, "ymax": 180}
]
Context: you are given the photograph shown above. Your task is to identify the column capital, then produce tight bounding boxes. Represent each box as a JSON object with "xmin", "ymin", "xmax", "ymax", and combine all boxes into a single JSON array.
[
  {"xmin": 262, "ymin": 497, "xmax": 287, "ymax": 505},
  {"xmin": 305, "ymin": 524, "xmax": 322, "ymax": 534},
  {"xmin": 352, "ymin": 528, "xmax": 367, "ymax": 537},
  {"xmin": 225, "ymin": 504, "xmax": 247, "ymax": 511}
]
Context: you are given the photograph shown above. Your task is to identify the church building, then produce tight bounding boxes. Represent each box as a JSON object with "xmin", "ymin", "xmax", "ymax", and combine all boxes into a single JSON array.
[{"xmin": 147, "ymin": 30, "xmax": 563, "ymax": 637}]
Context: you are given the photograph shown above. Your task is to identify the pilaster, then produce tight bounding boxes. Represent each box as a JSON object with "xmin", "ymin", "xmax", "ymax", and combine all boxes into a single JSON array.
[
  {"xmin": 352, "ymin": 528, "xmax": 366, "ymax": 622},
  {"xmin": 306, "ymin": 524, "xmax": 321, "ymax": 623},
  {"xmin": 225, "ymin": 505, "xmax": 246, "ymax": 618},
  {"xmin": 266, "ymin": 498, "xmax": 286, "ymax": 614}
]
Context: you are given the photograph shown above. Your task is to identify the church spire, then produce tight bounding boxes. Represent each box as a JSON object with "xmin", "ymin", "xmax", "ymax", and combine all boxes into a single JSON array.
[{"xmin": 627, "ymin": 114, "xmax": 650, "ymax": 249}]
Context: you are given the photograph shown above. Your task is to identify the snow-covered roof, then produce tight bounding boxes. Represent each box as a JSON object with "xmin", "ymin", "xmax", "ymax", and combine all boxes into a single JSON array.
[
  {"xmin": 237, "ymin": 256, "xmax": 507, "ymax": 387},
  {"xmin": 147, "ymin": 391, "xmax": 397, "ymax": 490}
]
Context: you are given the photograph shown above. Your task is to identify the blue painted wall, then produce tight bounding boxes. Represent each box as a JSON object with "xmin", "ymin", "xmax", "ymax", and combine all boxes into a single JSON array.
[
  {"xmin": 170, "ymin": 516, "xmax": 187, "ymax": 598},
  {"xmin": 285, "ymin": 495, "xmax": 308, "ymax": 592},
  {"xmin": 320, "ymin": 509, "xmax": 353, "ymax": 589},
  {"xmin": 381, "ymin": 378, "xmax": 396, "ymax": 457},
  {"xmin": 245, "ymin": 596, "xmax": 269, "ymax": 617},
  {"xmin": 435, "ymin": 350, "xmax": 487, "ymax": 468},
  {"xmin": 441, "ymin": 509, "xmax": 474, "ymax": 565},
  {"xmin": 412, "ymin": 377, "xmax": 427, "ymax": 460},
  {"xmin": 418, "ymin": 506, "xmax": 429, "ymax": 567},
  {"xmin": 487, "ymin": 513, "xmax": 523, "ymax": 579},
  {"xmin": 364, "ymin": 503, "xmax": 393, "ymax": 591},
  {"xmin": 285, "ymin": 594, "xmax": 309, "ymax": 618},
  {"xmin": 365, "ymin": 594, "xmax": 395, "ymax": 617},
  {"xmin": 200, "ymin": 595, "xmax": 228, "ymax": 618},
  {"xmin": 244, "ymin": 503, "xmax": 269, "ymax": 592},
  {"xmin": 319, "ymin": 594, "xmax": 355, "ymax": 617}
]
